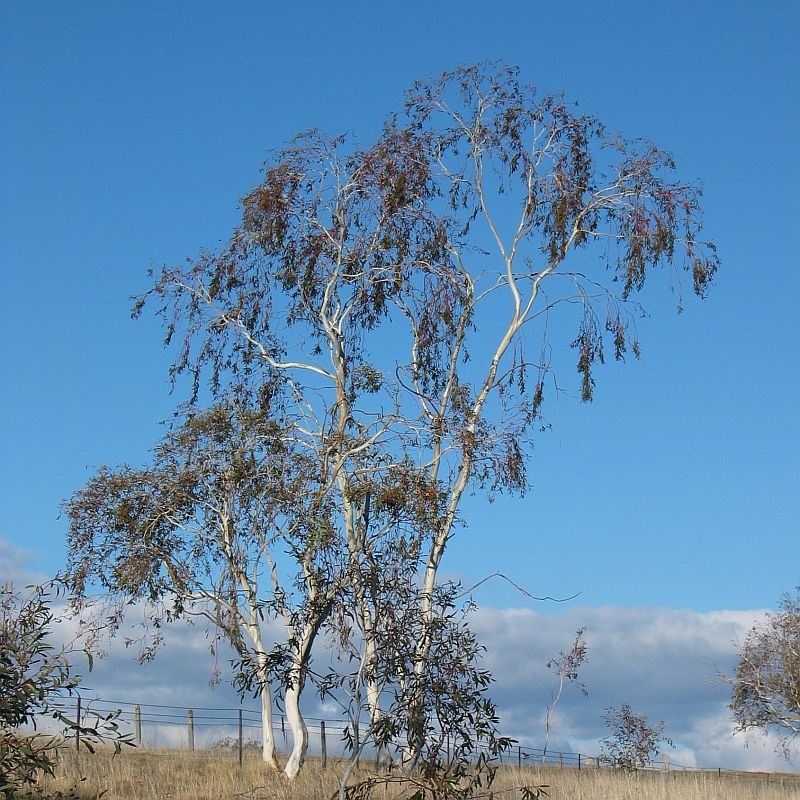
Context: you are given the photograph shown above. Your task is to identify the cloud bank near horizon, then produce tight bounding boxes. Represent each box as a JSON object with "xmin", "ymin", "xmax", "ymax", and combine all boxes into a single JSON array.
[
  {"xmin": 2, "ymin": 539, "xmax": 787, "ymax": 772},
  {"xmin": 470, "ymin": 604, "xmax": 778, "ymax": 770}
]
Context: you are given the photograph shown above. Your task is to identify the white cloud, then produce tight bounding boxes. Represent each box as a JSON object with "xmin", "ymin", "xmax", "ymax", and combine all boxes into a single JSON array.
[
  {"xmin": 0, "ymin": 536, "xmax": 45, "ymax": 585},
  {"xmin": 471, "ymin": 604, "xmax": 781, "ymax": 771},
  {"xmin": 63, "ymin": 602, "xmax": 788, "ymax": 770},
  {"xmin": 3, "ymin": 541, "xmax": 789, "ymax": 773}
]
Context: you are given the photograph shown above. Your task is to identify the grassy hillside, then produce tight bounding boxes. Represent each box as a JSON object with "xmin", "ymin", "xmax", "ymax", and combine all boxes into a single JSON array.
[{"xmin": 33, "ymin": 747, "xmax": 800, "ymax": 800}]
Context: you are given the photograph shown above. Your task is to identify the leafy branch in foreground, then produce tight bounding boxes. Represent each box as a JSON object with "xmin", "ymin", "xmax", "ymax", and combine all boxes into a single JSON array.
[
  {"xmin": 0, "ymin": 581, "xmax": 134, "ymax": 799},
  {"xmin": 333, "ymin": 579, "xmax": 547, "ymax": 800}
]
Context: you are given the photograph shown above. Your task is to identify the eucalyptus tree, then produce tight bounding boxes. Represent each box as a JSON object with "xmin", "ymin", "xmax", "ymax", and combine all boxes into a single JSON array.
[
  {"xmin": 731, "ymin": 588, "xmax": 800, "ymax": 757},
  {"xmin": 543, "ymin": 628, "xmax": 589, "ymax": 762},
  {"xmin": 63, "ymin": 399, "xmax": 342, "ymax": 776},
  {"xmin": 600, "ymin": 704, "xmax": 673, "ymax": 770},
  {"xmin": 134, "ymin": 62, "xmax": 718, "ymax": 761}
]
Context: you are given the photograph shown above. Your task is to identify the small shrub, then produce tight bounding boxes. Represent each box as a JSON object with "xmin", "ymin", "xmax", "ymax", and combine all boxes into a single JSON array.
[
  {"xmin": 599, "ymin": 703, "xmax": 673, "ymax": 771},
  {"xmin": 0, "ymin": 581, "xmax": 133, "ymax": 798},
  {"xmin": 209, "ymin": 736, "xmax": 261, "ymax": 752}
]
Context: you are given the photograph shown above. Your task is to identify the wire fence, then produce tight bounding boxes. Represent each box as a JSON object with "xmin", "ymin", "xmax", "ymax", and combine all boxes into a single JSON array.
[
  {"xmin": 56, "ymin": 695, "xmax": 607, "ymax": 769},
  {"xmin": 49, "ymin": 695, "xmax": 800, "ymax": 784},
  {"xmin": 67, "ymin": 696, "xmax": 586, "ymax": 764}
]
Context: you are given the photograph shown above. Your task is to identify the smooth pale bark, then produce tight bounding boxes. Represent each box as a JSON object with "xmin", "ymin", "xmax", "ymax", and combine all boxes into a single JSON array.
[
  {"xmin": 282, "ymin": 608, "xmax": 332, "ymax": 778},
  {"xmin": 327, "ymin": 314, "xmax": 393, "ymax": 768},
  {"xmin": 283, "ymin": 676, "xmax": 308, "ymax": 779},
  {"xmin": 259, "ymin": 676, "xmax": 280, "ymax": 769},
  {"xmin": 200, "ymin": 586, "xmax": 282, "ymax": 769},
  {"xmin": 341, "ymin": 485, "xmax": 393, "ymax": 770},
  {"xmin": 252, "ymin": 640, "xmax": 280, "ymax": 769},
  {"xmin": 141, "ymin": 66, "xmax": 718, "ymax": 774},
  {"xmin": 353, "ymin": 565, "xmax": 393, "ymax": 770},
  {"xmin": 363, "ymin": 624, "xmax": 391, "ymax": 770}
]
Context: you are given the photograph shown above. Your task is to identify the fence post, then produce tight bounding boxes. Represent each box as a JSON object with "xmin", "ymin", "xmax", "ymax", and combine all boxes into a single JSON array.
[
  {"xmin": 238, "ymin": 708, "xmax": 243, "ymax": 767},
  {"xmin": 577, "ymin": 753, "xmax": 581, "ymax": 770},
  {"xmin": 187, "ymin": 709, "xmax": 194, "ymax": 751},
  {"xmin": 518, "ymin": 745, "xmax": 521, "ymax": 768},
  {"xmin": 75, "ymin": 696, "xmax": 82, "ymax": 754},
  {"xmin": 320, "ymin": 720, "xmax": 327, "ymax": 768},
  {"xmin": 134, "ymin": 705, "xmax": 142, "ymax": 745}
]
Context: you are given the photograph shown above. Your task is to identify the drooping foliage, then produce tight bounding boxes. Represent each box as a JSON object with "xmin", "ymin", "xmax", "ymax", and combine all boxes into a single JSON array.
[
  {"xmin": 64, "ymin": 397, "xmax": 343, "ymax": 772},
  {"xmin": 1, "ymin": 582, "xmax": 132, "ymax": 798},
  {"xmin": 67, "ymin": 62, "xmax": 717, "ymax": 782}
]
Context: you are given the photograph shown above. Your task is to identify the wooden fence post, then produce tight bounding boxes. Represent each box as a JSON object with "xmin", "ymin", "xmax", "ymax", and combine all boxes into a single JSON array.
[
  {"xmin": 238, "ymin": 708, "xmax": 243, "ymax": 767},
  {"xmin": 320, "ymin": 720, "xmax": 327, "ymax": 768},
  {"xmin": 134, "ymin": 705, "xmax": 142, "ymax": 745},
  {"xmin": 187, "ymin": 709, "xmax": 194, "ymax": 751},
  {"xmin": 75, "ymin": 696, "xmax": 81, "ymax": 754}
]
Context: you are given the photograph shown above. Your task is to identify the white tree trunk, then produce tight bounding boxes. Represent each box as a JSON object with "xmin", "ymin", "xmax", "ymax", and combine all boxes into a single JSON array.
[
  {"xmin": 249, "ymin": 631, "xmax": 280, "ymax": 769},
  {"xmin": 283, "ymin": 677, "xmax": 308, "ymax": 779},
  {"xmin": 259, "ymin": 678, "xmax": 280, "ymax": 768},
  {"xmin": 362, "ymin": 631, "xmax": 392, "ymax": 770},
  {"xmin": 282, "ymin": 618, "xmax": 320, "ymax": 779}
]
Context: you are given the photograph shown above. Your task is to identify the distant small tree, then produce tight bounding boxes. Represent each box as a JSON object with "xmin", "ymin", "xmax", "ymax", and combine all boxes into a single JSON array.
[
  {"xmin": 0, "ymin": 581, "xmax": 132, "ymax": 799},
  {"xmin": 599, "ymin": 704, "xmax": 672, "ymax": 770},
  {"xmin": 542, "ymin": 627, "xmax": 588, "ymax": 761},
  {"xmin": 730, "ymin": 587, "xmax": 800, "ymax": 757}
]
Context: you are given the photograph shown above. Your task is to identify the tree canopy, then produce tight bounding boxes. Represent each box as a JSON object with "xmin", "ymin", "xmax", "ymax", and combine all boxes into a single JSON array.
[{"xmin": 65, "ymin": 62, "xmax": 718, "ymax": 780}]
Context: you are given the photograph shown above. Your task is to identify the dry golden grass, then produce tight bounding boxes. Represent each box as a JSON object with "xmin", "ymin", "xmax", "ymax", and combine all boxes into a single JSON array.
[{"xmin": 34, "ymin": 748, "xmax": 800, "ymax": 800}]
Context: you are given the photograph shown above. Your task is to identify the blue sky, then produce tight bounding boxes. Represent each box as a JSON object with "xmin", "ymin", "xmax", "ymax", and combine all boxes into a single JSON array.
[
  {"xmin": 2, "ymin": 0, "xmax": 799, "ymax": 770},
  {"xmin": 3, "ymin": 0, "xmax": 797, "ymax": 610}
]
